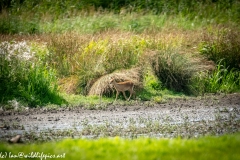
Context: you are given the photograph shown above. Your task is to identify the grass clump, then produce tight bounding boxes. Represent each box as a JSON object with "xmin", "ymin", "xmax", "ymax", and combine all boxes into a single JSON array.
[
  {"xmin": 151, "ymin": 49, "xmax": 200, "ymax": 94},
  {"xmin": 88, "ymin": 67, "xmax": 142, "ymax": 97}
]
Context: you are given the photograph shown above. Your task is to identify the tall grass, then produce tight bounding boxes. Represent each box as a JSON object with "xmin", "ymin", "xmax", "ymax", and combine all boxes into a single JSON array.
[
  {"xmin": 200, "ymin": 27, "xmax": 240, "ymax": 70},
  {"xmin": 192, "ymin": 61, "xmax": 240, "ymax": 94},
  {"xmin": 46, "ymin": 33, "xmax": 145, "ymax": 94},
  {"xmin": 0, "ymin": 0, "xmax": 239, "ymax": 34},
  {"xmin": 0, "ymin": 41, "xmax": 65, "ymax": 107},
  {"xmin": 6, "ymin": 0, "xmax": 240, "ymax": 18},
  {"xmin": 45, "ymin": 32, "xmax": 195, "ymax": 95},
  {"xmin": 1, "ymin": 0, "xmax": 239, "ymax": 103},
  {"xmin": 40, "ymin": 13, "xmax": 210, "ymax": 34},
  {"xmin": 31, "ymin": 30, "xmax": 240, "ymax": 97},
  {"xmin": 151, "ymin": 49, "xmax": 200, "ymax": 93},
  {"xmin": 0, "ymin": 10, "xmax": 39, "ymax": 34},
  {"xmin": 1, "ymin": 32, "xmax": 238, "ymax": 102}
]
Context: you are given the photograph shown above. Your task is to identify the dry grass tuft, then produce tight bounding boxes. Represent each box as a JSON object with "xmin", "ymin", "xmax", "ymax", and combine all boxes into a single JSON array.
[
  {"xmin": 88, "ymin": 67, "xmax": 142, "ymax": 96},
  {"xmin": 58, "ymin": 75, "xmax": 79, "ymax": 94}
]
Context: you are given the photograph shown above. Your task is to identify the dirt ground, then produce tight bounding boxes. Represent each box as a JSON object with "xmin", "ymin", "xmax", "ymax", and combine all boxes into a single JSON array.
[{"xmin": 0, "ymin": 93, "xmax": 240, "ymax": 142}]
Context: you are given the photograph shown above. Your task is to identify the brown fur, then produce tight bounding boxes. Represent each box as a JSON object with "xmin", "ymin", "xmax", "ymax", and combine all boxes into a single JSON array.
[{"xmin": 110, "ymin": 78, "xmax": 134, "ymax": 101}]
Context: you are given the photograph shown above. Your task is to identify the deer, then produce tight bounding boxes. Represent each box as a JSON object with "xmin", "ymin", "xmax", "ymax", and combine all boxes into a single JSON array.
[{"xmin": 109, "ymin": 77, "xmax": 134, "ymax": 101}]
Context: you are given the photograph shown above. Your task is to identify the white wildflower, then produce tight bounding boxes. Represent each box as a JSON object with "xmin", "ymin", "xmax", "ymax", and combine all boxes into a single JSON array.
[
  {"xmin": 8, "ymin": 99, "xmax": 19, "ymax": 110},
  {"xmin": 0, "ymin": 41, "xmax": 34, "ymax": 61}
]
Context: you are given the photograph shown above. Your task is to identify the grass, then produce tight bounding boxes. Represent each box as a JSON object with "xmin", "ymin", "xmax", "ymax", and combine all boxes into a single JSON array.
[
  {"xmin": 200, "ymin": 26, "xmax": 240, "ymax": 70},
  {"xmin": 151, "ymin": 48, "xmax": 200, "ymax": 93},
  {"xmin": 192, "ymin": 61, "xmax": 240, "ymax": 95},
  {"xmin": 0, "ymin": 41, "xmax": 65, "ymax": 107},
  {"xmin": 61, "ymin": 93, "xmax": 112, "ymax": 109},
  {"xmin": 39, "ymin": 13, "xmax": 211, "ymax": 33},
  {"xmin": 2, "ymin": 0, "xmax": 239, "ymax": 33},
  {"xmin": 0, "ymin": 1, "xmax": 239, "ymax": 158},
  {"xmin": 1, "ymin": 28, "xmax": 239, "ymax": 107},
  {"xmin": 0, "ymin": 0, "xmax": 240, "ymax": 107},
  {"xmin": 0, "ymin": 133, "xmax": 240, "ymax": 160}
]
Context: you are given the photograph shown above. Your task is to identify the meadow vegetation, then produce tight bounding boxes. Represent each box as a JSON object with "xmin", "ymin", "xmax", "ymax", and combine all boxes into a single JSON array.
[
  {"xmin": 1, "ymin": 1, "xmax": 240, "ymax": 158},
  {"xmin": 0, "ymin": 133, "xmax": 240, "ymax": 160},
  {"xmin": 0, "ymin": 0, "xmax": 240, "ymax": 107}
]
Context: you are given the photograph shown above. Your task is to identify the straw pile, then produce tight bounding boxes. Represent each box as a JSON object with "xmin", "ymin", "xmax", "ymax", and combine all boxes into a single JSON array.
[{"xmin": 88, "ymin": 67, "xmax": 142, "ymax": 96}]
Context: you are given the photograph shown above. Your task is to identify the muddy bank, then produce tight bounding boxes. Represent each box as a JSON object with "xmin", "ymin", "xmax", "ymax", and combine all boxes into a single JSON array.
[{"xmin": 0, "ymin": 93, "xmax": 240, "ymax": 142}]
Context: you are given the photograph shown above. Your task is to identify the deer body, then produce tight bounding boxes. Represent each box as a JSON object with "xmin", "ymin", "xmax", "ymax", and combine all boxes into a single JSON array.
[{"xmin": 110, "ymin": 78, "xmax": 134, "ymax": 101}]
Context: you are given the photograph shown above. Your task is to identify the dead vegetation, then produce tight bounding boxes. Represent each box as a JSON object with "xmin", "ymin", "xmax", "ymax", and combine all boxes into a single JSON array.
[{"xmin": 88, "ymin": 67, "xmax": 143, "ymax": 96}]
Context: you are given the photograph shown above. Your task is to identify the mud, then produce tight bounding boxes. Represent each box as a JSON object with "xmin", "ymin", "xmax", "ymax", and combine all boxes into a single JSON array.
[{"xmin": 0, "ymin": 93, "xmax": 240, "ymax": 142}]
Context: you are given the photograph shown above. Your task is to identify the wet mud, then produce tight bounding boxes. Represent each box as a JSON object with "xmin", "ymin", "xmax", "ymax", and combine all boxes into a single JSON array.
[{"xmin": 0, "ymin": 93, "xmax": 240, "ymax": 142}]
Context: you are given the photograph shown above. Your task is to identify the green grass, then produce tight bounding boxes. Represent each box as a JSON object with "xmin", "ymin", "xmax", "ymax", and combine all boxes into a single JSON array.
[
  {"xmin": 1, "ymin": 0, "xmax": 240, "ymax": 34},
  {"xmin": 60, "ymin": 93, "xmax": 112, "ymax": 109},
  {"xmin": 192, "ymin": 61, "xmax": 240, "ymax": 95},
  {"xmin": 1, "ymin": 133, "xmax": 240, "ymax": 160},
  {"xmin": 0, "ymin": 2, "xmax": 240, "ymax": 158},
  {"xmin": 0, "ymin": 0, "xmax": 240, "ymax": 107},
  {"xmin": 39, "ymin": 13, "xmax": 209, "ymax": 34},
  {"xmin": 200, "ymin": 27, "xmax": 240, "ymax": 70},
  {"xmin": 0, "ymin": 41, "xmax": 65, "ymax": 107}
]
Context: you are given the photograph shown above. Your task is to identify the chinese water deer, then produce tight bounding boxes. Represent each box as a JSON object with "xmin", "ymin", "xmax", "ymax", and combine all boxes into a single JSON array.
[{"xmin": 109, "ymin": 78, "xmax": 134, "ymax": 101}]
